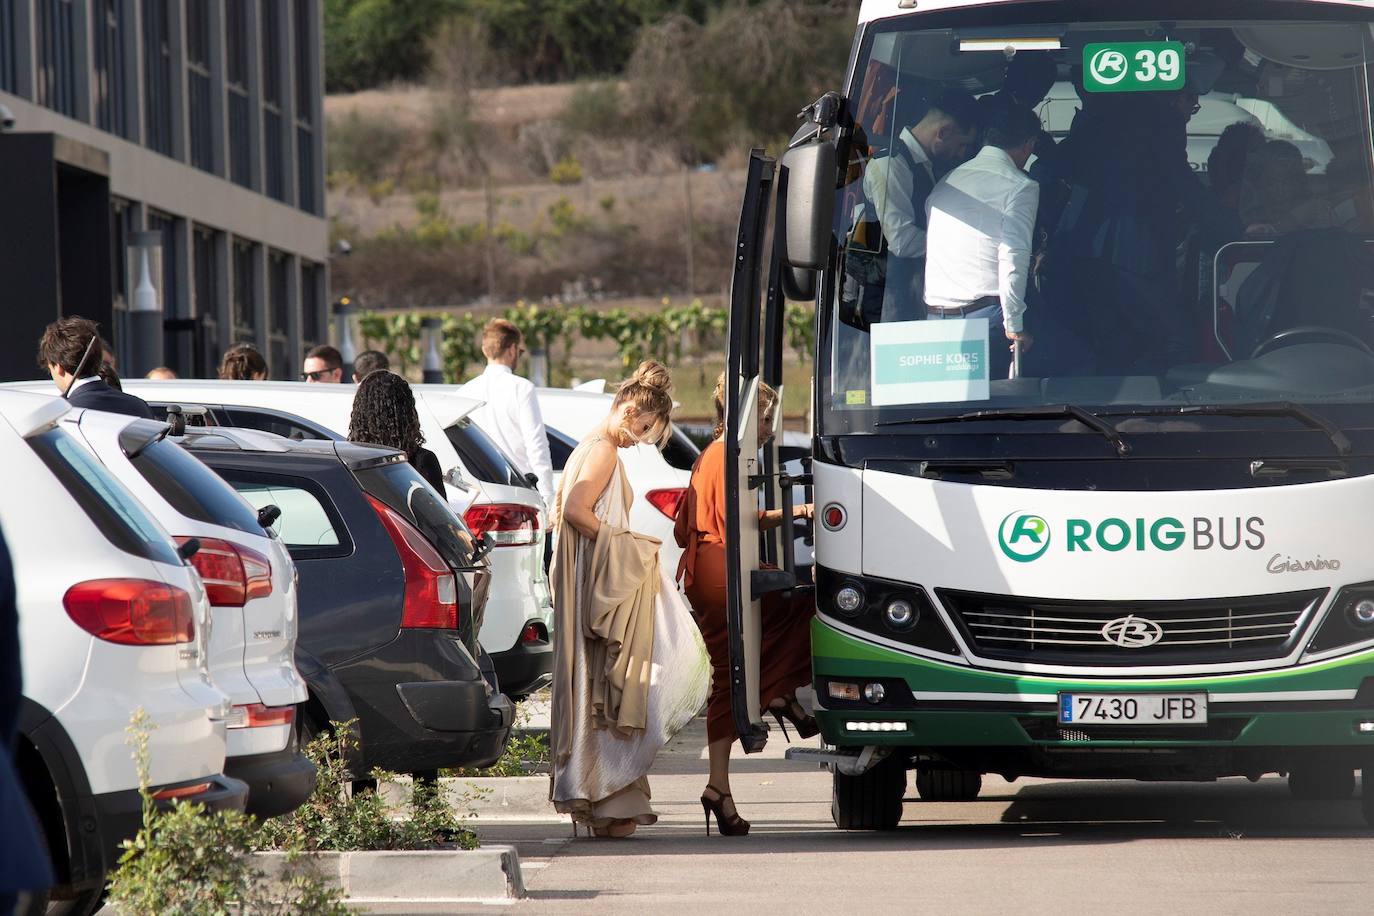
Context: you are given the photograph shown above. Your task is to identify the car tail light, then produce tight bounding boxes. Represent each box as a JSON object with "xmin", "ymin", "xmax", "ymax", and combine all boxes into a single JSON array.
[
  {"xmin": 367, "ymin": 495, "xmax": 458, "ymax": 629},
  {"xmin": 463, "ymin": 504, "xmax": 541, "ymax": 547},
  {"xmin": 226, "ymin": 703, "xmax": 295, "ymax": 729},
  {"xmin": 152, "ymin": 782, "xmax": 213, "ymax": 801},
  {"xmin": 63, "ymin": 579, "xmax": 195, "ymax": 645},
  {"xmin": 646, "ymin": 488, "xmax": 687, "ymax": 520},
  {"xmin": 174, "ymin": 537, "xmax": 273, "ymax": 607}
]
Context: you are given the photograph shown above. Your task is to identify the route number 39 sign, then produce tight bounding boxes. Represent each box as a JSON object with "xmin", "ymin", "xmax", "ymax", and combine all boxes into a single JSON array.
[{"xmin": 1083, "ymin": 41, "xmax": 1186, "ymax": 93}]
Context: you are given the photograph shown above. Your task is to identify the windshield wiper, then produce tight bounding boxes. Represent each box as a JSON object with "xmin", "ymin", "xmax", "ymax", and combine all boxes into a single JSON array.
[
  {"xmin": 876, "ymin": 404, "xmax": 1131, "ymax": 456},
  {"xmin": 1107, "ymin": 402, "xmax": 1352, "ymax": 456}
]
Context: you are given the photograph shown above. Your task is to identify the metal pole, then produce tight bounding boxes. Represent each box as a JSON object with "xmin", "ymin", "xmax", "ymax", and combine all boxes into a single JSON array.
[
  {"xmin": 128, "ymin": 231, "xmax": 164, "ymax": 377},
  {"xmin": 1011, "ymin": 339, "xmax": 1023, "ymax": 380},
  {"xmin": 334, "ymin": 297, "xmax": 356, "ymax": 380},
  {"xmin": 421, "ymin": 317, "xmax": 444, "ymax": 383}
]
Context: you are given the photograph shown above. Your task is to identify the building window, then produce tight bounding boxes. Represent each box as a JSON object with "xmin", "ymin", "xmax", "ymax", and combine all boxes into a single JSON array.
[
  {"xmin": 186, "ymin": 0, "xmax": 213, "ymax": 172},
  {"xmin": 226, "ymin": 0, "xmax": 251, "ymax": 188},
  {"xmin": 192, "ymin": 226, "xmax": 222, "ymax": 378},
  {"xmin": 109, "ymin": 199, "xmax": 137, "ymax": 369},
  {"xmin": 300, "ymin": 261, "xmax": 322, "ymax": 349},
  {"xmin": 2, "ymin": 0, "xmax": 22, "ymax": 94},
  {"xmin": 268, "ymin": 251, "xmax": 290, "ymax": 379},
  {"xmin": 293, "ymin": 0, "xmax": 318, "ymax": 215},
  {"xmin": 94, "ymin": 0, "xmax": 130, "ymax": 137},
  {"xmin": 232, "ymin": 239, "xmax": 257, "ymax": 343},
  {"xmin": 36, "ymin": 0, "xmax": 79, "ymax": 117},
  {"xmin": 141, "ymin": 0, "xmax": 173, "ymax": 156},
  {"xmin": 261, "ymin": 4, "xmax": 286, "ymax": 202}
]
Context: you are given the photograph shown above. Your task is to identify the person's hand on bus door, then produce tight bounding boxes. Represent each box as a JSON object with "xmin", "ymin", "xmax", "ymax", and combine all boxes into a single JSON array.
[
  {"xmin": 1006, "ymin": 328, "xmax": 1034, "ymax": 353},
  {"xmin": 759, "ymin": 503, "xmax": 813, "ymax": 531}
]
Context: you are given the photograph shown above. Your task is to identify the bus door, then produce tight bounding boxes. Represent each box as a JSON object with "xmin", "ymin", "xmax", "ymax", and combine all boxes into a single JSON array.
[{"xmin": 724, "ymin": 149, "xmax": 798, "ymax": 752}]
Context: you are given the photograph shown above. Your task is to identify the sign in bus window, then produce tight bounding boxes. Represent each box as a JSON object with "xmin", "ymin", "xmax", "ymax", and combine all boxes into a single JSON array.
[
  {"xmin": 869, "ymin": 319, "xmax": 989, "ymax": 406},
  {"xmin": 1083, "ymin": 41, "xmax": 1186, "ymax": 93}
]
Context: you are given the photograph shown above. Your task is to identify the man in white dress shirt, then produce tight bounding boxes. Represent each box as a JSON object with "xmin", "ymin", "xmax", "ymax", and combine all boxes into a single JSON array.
[
  {"xmin": 458, "ymin": 319, "xmax": 555, "ymax": 508},
  {"xmin": 924, "ymin": 101, "xmax": 1042, "ymax": 380}
]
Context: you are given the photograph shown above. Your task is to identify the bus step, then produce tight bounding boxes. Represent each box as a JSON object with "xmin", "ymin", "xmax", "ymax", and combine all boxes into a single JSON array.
[{"xmin": 784, "ymin": 745, "xmax": 890, "ymax": 777}]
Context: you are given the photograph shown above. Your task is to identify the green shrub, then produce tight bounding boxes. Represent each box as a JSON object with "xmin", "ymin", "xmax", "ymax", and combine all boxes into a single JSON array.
[
  {"xmin": 548, "ymin": 155, "xmax": 584, "ymax": 185},
  {"xmin": 256, "ymin": 722, "xmax": 479, "ymax": 853},
  {"xmin": 447, "ymin": 730, "xmax": 550, "ymax": 778},
  {"xmin": 104, "ymin": 710, "xmax": 347, "ymax": 916},
  {"xmin": 547, "ymin": 197, "xmax": 588, "ymax": 236},
  {"xmin": 560, "ymin": 81, "xmax": 629, "ymax": 137}
]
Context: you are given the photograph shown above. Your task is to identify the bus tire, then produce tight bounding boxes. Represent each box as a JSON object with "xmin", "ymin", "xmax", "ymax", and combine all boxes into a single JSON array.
[
  {"xmin": 1288, "ymin": 765, "xmax": 1355, "ymax": 801},
  {"xmin": 1362, "ymin": 767, "xmax": 1374, "ymax": 827},
  {"xmin": 915, "ymin": 767, "xmax": 983, "ymax": 802},
  {"xmin": 831, "ymin": 756, "xmax": 905, "ymax": 830}
]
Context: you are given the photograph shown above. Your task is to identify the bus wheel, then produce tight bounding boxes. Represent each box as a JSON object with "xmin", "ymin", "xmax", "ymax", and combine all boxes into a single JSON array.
[
  {"xmin": 915, "ymin": 767, "xmax": 983, "ymax": 802},
  {"xmin": 1362, "ymin": 767, "xmax": 1374, "ymax": 827},
  {"xmin": 831, "ymin": 755, "xmax": 906, "ymax": 830},
  {"xmin": 1288, "ymin": 765, "xmax": 1356, "ymax": 801}
]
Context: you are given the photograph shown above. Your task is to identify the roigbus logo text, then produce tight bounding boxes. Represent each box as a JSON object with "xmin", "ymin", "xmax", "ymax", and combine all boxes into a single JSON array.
[{"xmin": 997, "ymin": 512, "xmax": 1265, "ymax": 563}]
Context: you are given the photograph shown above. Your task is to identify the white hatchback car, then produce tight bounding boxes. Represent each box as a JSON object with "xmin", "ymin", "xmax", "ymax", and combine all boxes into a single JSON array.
[
  {"xmin": 61, "ymin": 407, "xmax": 314, "ymax": 818},
  {"xmin": 114, "ymin": 380, "xmax": 555, "ymax": 701},
  {"xmin": 0, "ymin": 391, "xmax": 243, "ymax": 913}
]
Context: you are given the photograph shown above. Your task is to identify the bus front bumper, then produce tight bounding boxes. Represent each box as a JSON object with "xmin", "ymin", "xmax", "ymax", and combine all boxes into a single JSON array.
[{"xmin": 811, "ymin": 620, "xmax": 1374, "ymax": 777}]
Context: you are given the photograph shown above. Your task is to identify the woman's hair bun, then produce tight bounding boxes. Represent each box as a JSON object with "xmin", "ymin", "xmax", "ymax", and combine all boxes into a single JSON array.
[{"xmin": 629, "ymin": 359, "xmax": 672, "ymax": 394}]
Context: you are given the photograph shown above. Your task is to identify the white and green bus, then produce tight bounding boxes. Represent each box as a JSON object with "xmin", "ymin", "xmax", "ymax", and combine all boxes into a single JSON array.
[{"xmin": 725, "ymin": 0, "xmax": 1374, "ymax": 829}]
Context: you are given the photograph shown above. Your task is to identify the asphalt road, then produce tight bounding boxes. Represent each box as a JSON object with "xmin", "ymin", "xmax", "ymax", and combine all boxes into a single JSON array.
[{"xmin": 458, "ymin": 719, "xmax": 1374, "ymax": 915}]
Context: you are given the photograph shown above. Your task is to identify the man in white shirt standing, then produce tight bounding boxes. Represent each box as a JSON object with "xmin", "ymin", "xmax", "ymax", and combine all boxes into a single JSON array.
[
  {"xmin": 924, "ymin": 101, "xmax": 1042, "ymax": 380},
  {"xmin": 459, "ymin": 319, "xmax": 555, "ymax": 509}
]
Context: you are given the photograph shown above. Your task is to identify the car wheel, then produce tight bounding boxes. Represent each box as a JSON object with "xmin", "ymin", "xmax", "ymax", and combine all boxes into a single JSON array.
[
  {"xmin": 915, "ymin": 766, "xmax": 983, "ymax": 801},
  {"xmin": 21, "ymin": 803, "xmax": 105, "ymax": 916},
  {"xmin": 1288, "ymin": 765, "xmax": 1356, "ymax": 801},
  {"xmin": 1362, "ymin": 767, "xmax": 1374, "ymax": 827},
  {"xmin": 830, "ymin": 755, "xmax": 905, "ymax": 830}
]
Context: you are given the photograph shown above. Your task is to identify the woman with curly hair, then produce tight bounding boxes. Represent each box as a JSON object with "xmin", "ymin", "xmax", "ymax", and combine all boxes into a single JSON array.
[
  {"xmin": 549, "ymin": 360, "xmax": 709, "ymax": 839},
  {"xmin": 347, "ymin": 369, "xmax": 445, "ymax": 493},
  {"xmin": 218, "ymin": 344, "xmax": 269, "ymax": 380}
]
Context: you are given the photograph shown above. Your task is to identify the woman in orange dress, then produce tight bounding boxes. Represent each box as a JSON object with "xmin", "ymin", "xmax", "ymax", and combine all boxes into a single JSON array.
[{"xmin": 675, "ymin": 375, "xmax": 815, "ymax": 836}]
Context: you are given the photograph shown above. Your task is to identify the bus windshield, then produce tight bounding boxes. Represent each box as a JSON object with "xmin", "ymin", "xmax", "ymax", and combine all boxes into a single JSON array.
[{"xmin": 823, "ymin": 4, "xmax": 1374, "ymax": 439}]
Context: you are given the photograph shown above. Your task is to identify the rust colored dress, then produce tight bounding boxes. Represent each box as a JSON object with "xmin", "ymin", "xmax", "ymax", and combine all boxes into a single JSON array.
[{"xmin": 675, "ymin": 439, "xmax": 813, "ymax": 744}]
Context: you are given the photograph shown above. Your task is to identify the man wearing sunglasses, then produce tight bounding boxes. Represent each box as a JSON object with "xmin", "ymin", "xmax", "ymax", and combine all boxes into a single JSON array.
[{"xmin": 301, "ymin": 345, "xmax": 343, "ymax": 383}]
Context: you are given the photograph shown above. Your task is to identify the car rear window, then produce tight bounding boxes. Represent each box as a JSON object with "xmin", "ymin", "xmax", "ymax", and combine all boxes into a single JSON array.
[
  {"xmin": 223, "ymin": 407, "xmax": 335, "ymax": 442},
  {"xmin": 214, "ymin": 470, "xmax": 350, "ymax": 558},
  {"xmin": 444, "ymin": 418, "xmax": 531, "ymax": 489},
  {"xmin": 662, "ymin": 425, "xmax": 701, "ymax": 472},
  {"xmin": 129, "ymin": 438, "xmax": 264, "ymax": 537},
  {"xmin": 355, "ymin": 460, "xmax": 479, "ymax": 570},
  {"xmin": 29, "ymin": 428, "xmax": 181, "ymax": 566}
]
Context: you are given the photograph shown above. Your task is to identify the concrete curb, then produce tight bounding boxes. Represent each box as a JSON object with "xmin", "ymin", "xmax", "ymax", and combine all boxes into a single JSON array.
[
  {"xmin": 383, "ymin": 775, "xmax": 556, "ymax": 819},
  {"xmin": 254, "ymin": 847, "xmax": 525, "ymax": 903}
]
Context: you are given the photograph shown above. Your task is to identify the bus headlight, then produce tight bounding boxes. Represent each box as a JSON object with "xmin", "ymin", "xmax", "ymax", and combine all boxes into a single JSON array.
[
  {"xmin": 1352, "ymin": 599, "xmax": 1374, "ymax": 627},
  {"xmin": 835, "ymin": 584, "xmax": 865, "ymax": 616},
  {"xmin": 884, "ymin": 599, "xmax": 918, "ymax": 632}
]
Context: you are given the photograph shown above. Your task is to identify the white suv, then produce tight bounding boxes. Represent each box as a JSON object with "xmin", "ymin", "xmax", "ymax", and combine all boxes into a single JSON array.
[
  {"xmin": 110, "ymin": 380, "xmax": 555, "ymax": 701},
  {"xmin": 0, "ymin": 391, "xmax": 243, "ymax": 913},
  {"xmin": 61, "ymin": 408, "xmax": 314, "ymax": 818}
]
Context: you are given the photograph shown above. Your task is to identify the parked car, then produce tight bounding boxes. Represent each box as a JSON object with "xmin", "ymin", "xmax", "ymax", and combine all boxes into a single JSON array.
[
  {"xmin": 178, "ymin": 426, "xmax": 514, "ymax": 774},
  {"xmin": 59, "ymin": 407, "xmax": 314, "ymax": 818},
  {"xmin": 0, "ymin": 391, "xmax": 244, "ymax": 914},
  {"xmin": 54, "ymin": 379, "xmax": 554, "ymax": 703}
]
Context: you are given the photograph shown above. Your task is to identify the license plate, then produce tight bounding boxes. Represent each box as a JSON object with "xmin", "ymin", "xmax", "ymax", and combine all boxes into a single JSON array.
[{"xmin": 1058, "ymin": 693, "xmax": 1208, "ymax": 725}]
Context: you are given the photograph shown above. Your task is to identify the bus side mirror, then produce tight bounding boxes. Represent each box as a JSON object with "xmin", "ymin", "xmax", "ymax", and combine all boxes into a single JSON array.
[{"xmin": 782, "ymin": 139, "xmax": 836, "ymax": 271}]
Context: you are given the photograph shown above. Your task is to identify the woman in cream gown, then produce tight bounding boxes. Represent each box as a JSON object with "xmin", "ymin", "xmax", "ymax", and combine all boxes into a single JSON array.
[{"xmin": 549, "ymin": 361, "xmax": 710, "ymax": 837}]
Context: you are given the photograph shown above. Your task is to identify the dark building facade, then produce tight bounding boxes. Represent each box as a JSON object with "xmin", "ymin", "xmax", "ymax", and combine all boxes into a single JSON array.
[{"xmin": 0, "ymin": 0, "xmax": 328, "ymax": 381}]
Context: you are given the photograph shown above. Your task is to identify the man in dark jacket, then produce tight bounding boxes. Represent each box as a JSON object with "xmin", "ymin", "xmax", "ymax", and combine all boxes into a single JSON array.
[
  {"xmin": 37, "ymin": 317, "xmax": 153, "ymax": 418},
  {"xmin": 0, "ymin": 526, "xmax": 54, "ymax": 911}
]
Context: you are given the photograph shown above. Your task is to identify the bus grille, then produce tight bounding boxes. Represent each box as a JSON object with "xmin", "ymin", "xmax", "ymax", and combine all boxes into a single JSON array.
[{"xmin": 936, "ymin": 589, "xmax": 1326, "ymax": 666}]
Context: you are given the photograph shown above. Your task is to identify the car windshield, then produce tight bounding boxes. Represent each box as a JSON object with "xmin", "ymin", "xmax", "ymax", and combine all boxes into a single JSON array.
[{"xmin": 823, "ymin": 5, "xmax": 1374, "ymax": 438}]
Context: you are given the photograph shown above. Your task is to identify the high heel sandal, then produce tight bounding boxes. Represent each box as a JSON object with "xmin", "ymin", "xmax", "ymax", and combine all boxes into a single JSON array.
[
  {"xmin": 700, "ymin": 785, "xmax": 750, "ymax": 836},
  {"xmin": 768, "ymin": 696, "xmax": 819, "ymax": 742}
]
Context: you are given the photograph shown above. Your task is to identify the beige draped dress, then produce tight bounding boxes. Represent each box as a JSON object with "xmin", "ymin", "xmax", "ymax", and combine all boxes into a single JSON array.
[{"xmin": 549, "ymin": 437, "xmax": 710, "ymax": 826}]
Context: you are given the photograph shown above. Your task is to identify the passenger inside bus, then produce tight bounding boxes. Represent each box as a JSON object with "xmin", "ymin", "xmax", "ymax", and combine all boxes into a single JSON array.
[{"xmin": 832, "ymin": 19, "xmax": 1374, "ymax": 416}]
